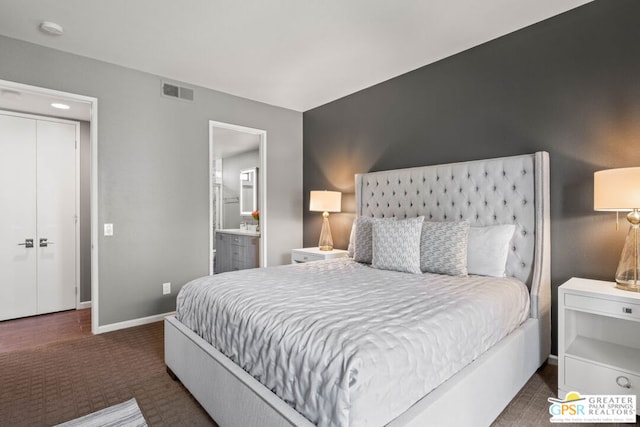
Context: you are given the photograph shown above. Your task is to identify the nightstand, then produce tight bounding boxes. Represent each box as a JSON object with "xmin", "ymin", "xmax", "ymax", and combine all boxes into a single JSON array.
[
  {"xmin": 558, "ymin": 277, "xmax": 640, "ymax": 411},
  {"xmin": 291, "ymin": 247, "xmax": 349, "ymax": 264}
]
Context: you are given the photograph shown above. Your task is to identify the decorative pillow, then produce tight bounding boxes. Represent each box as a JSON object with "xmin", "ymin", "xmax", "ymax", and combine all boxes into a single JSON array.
[
  {"xmin": 353, "ymin": 217, "xmax": 396, "ymax": 263},
  {"xmin": 420, "ymin": 221, "xmax": 470, "ymax": 276},
  {"xmin": 467, "ymin": 225, "xmax": 516, "ymax": 277},
  {"xmin": 347, "ymin": 219, "xmax": 356, "ymax": 258},
  {"xmin": 372, "ymin": 216, "xmax": 424, "ymax": 274}
]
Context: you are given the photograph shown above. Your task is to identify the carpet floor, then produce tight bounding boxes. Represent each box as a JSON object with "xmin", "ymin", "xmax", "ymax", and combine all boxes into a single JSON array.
[
  {"xmin": 493, "ymin": 362, "xmax": 638, "ymax": 427},
  {"xmin": 1, "ymin": 320, "xmax": 637, "ymax": 426},
  {"xmin": 0, "ymin": 322, "xmax": 215, "ymax": 427}
]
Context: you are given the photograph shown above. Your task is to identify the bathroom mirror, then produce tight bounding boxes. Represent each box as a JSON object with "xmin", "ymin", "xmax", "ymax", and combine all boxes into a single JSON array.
[{"xmin": 240, "ymin": 168, "xmax": 257, "ymax": 215}]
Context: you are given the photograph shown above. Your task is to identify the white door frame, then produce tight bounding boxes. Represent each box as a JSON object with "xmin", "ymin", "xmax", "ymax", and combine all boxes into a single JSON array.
[
  {"xmin": 0, "ymin": 79, "xmax": 99, "ymax": 333},
  {"xmin": 209, "ymin": 120, "xmax": 267, "ymax": 273},
  {"xmin": 0, "ymin": 109, "xmax": 81, "ymax": 311}
]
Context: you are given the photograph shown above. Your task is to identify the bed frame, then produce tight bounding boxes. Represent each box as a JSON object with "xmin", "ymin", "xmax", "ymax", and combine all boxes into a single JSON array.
[{"xmin": 165, "ymin": 151, "xmax": 550, "ymax": 426}]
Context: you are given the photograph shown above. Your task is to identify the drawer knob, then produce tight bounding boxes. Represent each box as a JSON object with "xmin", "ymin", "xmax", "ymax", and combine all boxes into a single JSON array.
[
  {"xmin": 616, "ymin": 376, "xmax": 632, "ymax": 389},
  {"xmin": 622, "ymin": 307, "xmax": 632, "ymax": 314}
]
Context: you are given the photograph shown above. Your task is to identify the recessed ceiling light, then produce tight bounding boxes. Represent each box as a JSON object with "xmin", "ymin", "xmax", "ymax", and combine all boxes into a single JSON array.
[
  {"xmin": 39, "ymin": 21, "xmax": 64, "ymax": 36},
  {"xmin": 51, "ymin": 103, "xmax": 70, "ymax": 110}
]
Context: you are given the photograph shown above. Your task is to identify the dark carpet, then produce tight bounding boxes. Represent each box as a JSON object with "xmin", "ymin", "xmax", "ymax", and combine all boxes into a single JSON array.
[
  {"xmin": 493, "ymin": 363, "xmax": 638, "ymax": 427},
  {"xmin": 0, "ymin": 322, "xmax": 215, "ymax": 427},
  {"xmin": 1, "ymin": 320, "xmax": 637, "ymax": 426}
]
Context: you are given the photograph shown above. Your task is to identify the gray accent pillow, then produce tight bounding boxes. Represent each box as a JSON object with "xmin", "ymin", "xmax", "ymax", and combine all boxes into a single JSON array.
[
  {"xmin": 347, "ymin": 218, "xmax": 356, "ymax": 258},
  {"xmin": 353, "ymin": 217, "xmax": 396, "ymax": 263},
  {"xmin": 420, "ymin": 220, "xmax": 470, "ymax": 276},
  {"xmin": 372, "ymin": 217, "xmax": 424, "ymax": 274}
]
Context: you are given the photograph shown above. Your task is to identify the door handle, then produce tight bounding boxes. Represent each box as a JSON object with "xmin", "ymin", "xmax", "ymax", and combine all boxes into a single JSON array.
[
  {"xmin": 39, "ymin": 238, "xmax": 55, "ymax": 247},
  {"xmin": 18, "ymin": 238, "xmax": 34, "ymax": 248}
]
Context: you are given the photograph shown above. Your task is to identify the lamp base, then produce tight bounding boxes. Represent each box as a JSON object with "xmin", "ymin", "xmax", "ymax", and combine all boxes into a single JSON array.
[
  {"xmin": 614, "ymin": 217, "xmax": 640, "ymax": 292},
  {"xmin": 318, "ymin": 211, "xmax": 334, "ymax": 251},
  {"xmin": 615, "ymin": 281, "xmax": 640, "ymax": 292}
]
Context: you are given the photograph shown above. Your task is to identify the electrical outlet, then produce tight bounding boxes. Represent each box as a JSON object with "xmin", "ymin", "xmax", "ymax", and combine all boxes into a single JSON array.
[
  {"xmin": 104, "ymin": 223, "xmax": 113, "ymax": 236},
  {"xmin": 162, "ymin": 282, "xmax": 171, "ymax": 295}
]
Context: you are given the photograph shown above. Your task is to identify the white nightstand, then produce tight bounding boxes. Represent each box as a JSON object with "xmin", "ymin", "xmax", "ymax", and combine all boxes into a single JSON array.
[
  {"xmin": 291, "ymin": 247, "xmax": 349, "ymax": 264},
  {"xmin": 558, "ymin": 277, "xmax": 640, "ymax": 411}
]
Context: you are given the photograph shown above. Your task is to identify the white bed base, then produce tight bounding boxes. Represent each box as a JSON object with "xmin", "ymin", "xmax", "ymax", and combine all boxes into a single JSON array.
[
  {"xmin": 166, "ymin": 315, "xmax": 542, "ymax": 427},
  {"xmin": 165, "ymin": 151, "xmax": 551, "ymax": 426}
]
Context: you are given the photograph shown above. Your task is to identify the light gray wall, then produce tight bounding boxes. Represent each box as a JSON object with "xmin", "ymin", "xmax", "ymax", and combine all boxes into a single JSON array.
[
  {"xmin": 0, "ymin": 35, "xmax": 303, "ymax": 326},
  {"xmin": 222, "ymin": 149, "xmax": 259, "ymax": 229}
]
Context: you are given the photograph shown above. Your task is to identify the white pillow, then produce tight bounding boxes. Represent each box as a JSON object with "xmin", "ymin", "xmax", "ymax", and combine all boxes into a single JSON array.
[
  {"xmin": 372, "ymin": 216, "xmax": 424, "ymax": 274},
  {"xmin": 467, "ymin": 225, "xmax": 516, "ymax": 277},
  {"xmin": 420, "ymin": 220, "xmax": 469, "ymax": 276}
]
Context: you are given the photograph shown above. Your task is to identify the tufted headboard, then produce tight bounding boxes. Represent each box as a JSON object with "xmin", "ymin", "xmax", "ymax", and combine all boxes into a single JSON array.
[{"xmin": 355, "ymin": 152, "xmax": 550, "ymax": 322}]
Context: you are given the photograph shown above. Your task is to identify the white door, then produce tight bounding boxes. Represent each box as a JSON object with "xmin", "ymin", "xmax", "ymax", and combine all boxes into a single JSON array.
[
  {"xmin": 0, "ymin": 114, "xmax": 38, "ymax": 320},
  {"xmin": 0, "ymin": 113, "xmax": 77, "ymax": 321},
  {"xmin": 36, "ymin": 120, "xmax": 77, "ymax": 314}
]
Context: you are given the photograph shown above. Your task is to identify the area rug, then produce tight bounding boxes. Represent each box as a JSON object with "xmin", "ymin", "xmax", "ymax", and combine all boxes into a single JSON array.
[{"xmin": 55, "ymin": 398, "xmax": 147, "ymax": 427}]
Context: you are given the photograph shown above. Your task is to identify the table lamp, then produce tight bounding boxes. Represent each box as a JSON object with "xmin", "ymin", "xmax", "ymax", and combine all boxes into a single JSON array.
[
  {"xmin": 309, "ymin": 190, "xmax": 341, "ymax": 251},
  {"xmin": 594, "ymin": 167, "xmax": 640, "ymax": 292}
]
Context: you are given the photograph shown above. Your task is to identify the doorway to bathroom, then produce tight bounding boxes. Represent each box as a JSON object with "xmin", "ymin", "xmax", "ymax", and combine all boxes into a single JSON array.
[{"xmin": 209, "ymin": 120, "xmax": 267, "ymax": 274}]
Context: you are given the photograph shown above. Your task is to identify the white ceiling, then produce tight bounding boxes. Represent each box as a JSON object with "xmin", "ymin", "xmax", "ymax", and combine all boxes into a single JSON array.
[
  {"xmin": 0, "ymin": 0, "xmax": 591, "ymax": 112},
  {"xmin": 210, "ymin": 125, "xmax": 260, "ymax": 160}
]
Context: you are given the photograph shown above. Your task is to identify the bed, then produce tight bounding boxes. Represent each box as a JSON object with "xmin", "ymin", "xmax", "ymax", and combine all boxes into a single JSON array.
[{"xmin": 165, "ymin": 151, "xmax": 551, "ymax": 426}]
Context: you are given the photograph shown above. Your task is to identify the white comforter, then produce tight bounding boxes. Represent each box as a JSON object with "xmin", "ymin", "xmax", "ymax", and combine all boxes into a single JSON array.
[{"xmin": 176, "ymin": 258, "xmax": 530, "ymax": 427}]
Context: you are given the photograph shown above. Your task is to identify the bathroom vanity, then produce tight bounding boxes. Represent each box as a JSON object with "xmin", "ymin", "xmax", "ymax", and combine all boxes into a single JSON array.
[{"xmin": 214, "ymin": 229, "xmax": 260, "ymax": 274}]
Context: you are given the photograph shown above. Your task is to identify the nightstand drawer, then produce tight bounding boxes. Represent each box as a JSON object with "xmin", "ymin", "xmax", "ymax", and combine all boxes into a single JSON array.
[
  {"xmin": 291, "ymin": 251, "xmax": 324, "ymax": 263},
  {"xmin": 291, "ymin": 248, "xmax": 349, "ymax": 263},
  {"xmin": 565, "ymin": 293, "xmax": 640, "ymax": 320},
  {"xmin": 565, "ymin": 357, "xmax": 639, "ymax": 410}
]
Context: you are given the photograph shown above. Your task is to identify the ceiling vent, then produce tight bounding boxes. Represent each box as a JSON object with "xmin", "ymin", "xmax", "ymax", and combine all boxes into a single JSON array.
[{"xmin": 162, "ymin": 82, "xmax": 194, "ymax": 101}]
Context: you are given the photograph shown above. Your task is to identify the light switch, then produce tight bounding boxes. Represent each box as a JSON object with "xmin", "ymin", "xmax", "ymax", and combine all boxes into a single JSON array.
[{"xmin": 104, "ymin": 223, "xmax": 114, "ymax": 236}]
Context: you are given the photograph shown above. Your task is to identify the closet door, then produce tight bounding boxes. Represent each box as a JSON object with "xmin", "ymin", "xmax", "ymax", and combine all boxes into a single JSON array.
[
  {"xmin": 36, "ymin": 120, "xmax": 77, "ymax": 314},
  {"xmin": 0, "ymin": 113, "xmax": 77, "ymax": 321},
  {"xmin": 0, "ymin": 114, "xmax": 38, "ymax": 321}
]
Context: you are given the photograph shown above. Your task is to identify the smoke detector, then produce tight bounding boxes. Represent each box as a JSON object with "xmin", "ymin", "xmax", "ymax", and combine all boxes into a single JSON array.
[{"xmin": 39, "ymin": 21, "xmax": 64, "ymax": 36}]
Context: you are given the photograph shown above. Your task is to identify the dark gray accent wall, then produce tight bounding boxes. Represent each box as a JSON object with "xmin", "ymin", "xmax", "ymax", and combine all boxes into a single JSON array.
[
  {"xmin": 0, "ymin": 35, "xmax": 302, "ymax": 327},
  {"xmin": 303, "ymin": 0, "xmax": 640, "ymax": 354}
]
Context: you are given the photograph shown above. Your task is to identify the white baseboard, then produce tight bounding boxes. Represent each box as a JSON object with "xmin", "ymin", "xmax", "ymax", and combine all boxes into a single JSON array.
[
  {"xmin": 95, "ymin": 311, "xmax": 175, "ymax": 334},
  {"xmin": 77, "ymin": 301, "xmax": 92, "ymax": 310},
  {"xmin": 547, "ymin": 354, "xmax": 558, "ymax": 365}
]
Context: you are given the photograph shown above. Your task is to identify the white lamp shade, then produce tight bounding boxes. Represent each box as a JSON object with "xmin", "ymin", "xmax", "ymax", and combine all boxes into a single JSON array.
[
  {"xmin": 309, "ymin": 190, "xmax": 341, "ymax": 212},
  {"xmin": 594, "ymin": 167, "xmax": 640, "ymax": 211}
]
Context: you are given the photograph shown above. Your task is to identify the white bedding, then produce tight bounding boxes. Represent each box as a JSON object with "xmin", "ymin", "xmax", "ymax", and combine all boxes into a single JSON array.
[{"xmin": 176, "ymin": 258, "xmax": 530, "ymax": 427}]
